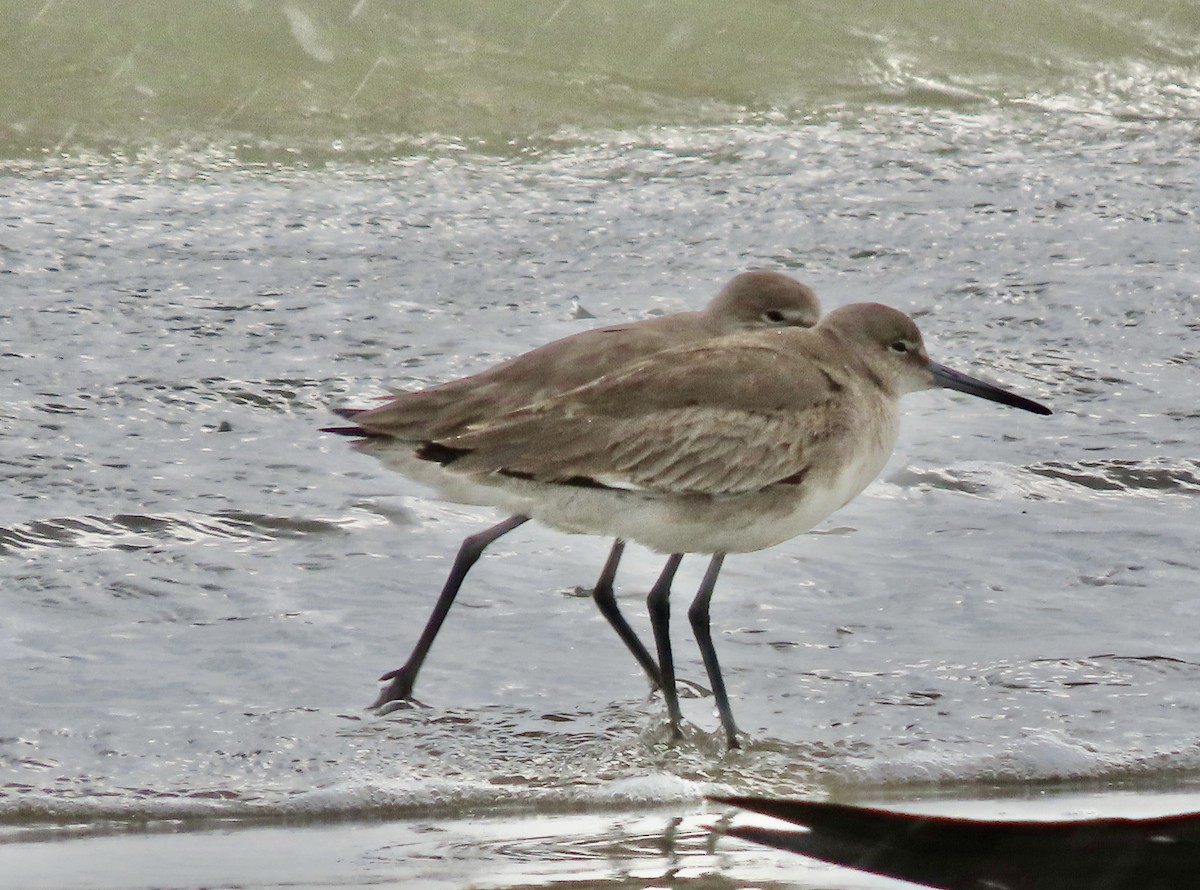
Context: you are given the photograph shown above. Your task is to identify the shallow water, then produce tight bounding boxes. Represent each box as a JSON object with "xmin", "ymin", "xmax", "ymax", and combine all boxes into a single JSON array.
[
  {"xmin": 3, "ymin": 2, "xmax": 1200, "ymax": 887},
  {"xmin": 4, "ymin": 0, "xmax": 1200, "ymax": 161}
]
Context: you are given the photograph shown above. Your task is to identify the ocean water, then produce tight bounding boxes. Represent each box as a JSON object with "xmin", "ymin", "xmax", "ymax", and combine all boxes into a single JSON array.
[{"xmin": 3, "ymin": 1, "xmax": 1200, "ymax": 887}]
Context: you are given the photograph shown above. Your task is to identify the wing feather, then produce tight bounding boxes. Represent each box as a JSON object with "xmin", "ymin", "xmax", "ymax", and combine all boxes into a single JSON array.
[
  {"xmin": 427, "ymin": 328, "xmax": 860, "ymax": 496},
  {"xmin": 442, "ymin": 405, "xmax": 848, "ymax": 495},
  {"xmin": 344, "ymin": 317, "xmax": 706, "ymax": 440}
]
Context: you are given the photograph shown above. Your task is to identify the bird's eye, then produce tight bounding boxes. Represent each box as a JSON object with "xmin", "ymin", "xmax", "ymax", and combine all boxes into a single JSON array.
[
  {"xmin": 763, "ymin": 310, "xmax": 787, "ymax": 323},
  {"xmin": 889, "ymin": 341, "xmax": 909, "ymax": 353}
]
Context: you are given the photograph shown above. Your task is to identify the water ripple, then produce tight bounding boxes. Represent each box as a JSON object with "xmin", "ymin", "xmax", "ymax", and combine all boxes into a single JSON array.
[
  {"xmin": 1027, "ymin": 459, "xmax": 1200, "ymax": 496},
  {"xmin": 0, "ymin": 511, "xmax": 354, "ymax": 555}
]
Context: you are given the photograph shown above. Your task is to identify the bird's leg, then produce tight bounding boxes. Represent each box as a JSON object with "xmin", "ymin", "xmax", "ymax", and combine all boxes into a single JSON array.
[
  {"xmin": 646, "ymin": 553, "xmax": 685, "ymax": 738},
  {"xmin": 589, "ymin": 539, "xmax": 663, "ymax": 690},
  {"xmin": 687, "ymin": 553, "xmax": 739, "ymax": 748},
  {"xmin": 372, "ymin": 514, "xmax": 530, "ymax": 710}
]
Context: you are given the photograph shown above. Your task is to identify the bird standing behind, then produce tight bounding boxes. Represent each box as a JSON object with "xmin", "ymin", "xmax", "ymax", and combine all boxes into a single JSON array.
[{"xmin": 324, "ymin": 271, "xmax": 823, "ymax": 711}]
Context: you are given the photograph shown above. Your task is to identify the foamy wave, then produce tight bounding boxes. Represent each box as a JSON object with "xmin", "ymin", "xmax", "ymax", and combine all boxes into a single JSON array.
[{"xmin": 3, "ymin": 0, "xmax": 1195, "ymax": 162}]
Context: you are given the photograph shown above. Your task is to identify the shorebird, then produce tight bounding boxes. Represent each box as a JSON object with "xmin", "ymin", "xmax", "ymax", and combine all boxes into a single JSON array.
[
  {"xmin": 408, "ymin": 302, "xmax": 1051, "ymax": 747},
  {"xmin": 323, "ymin": 271, "xmax": 822, "ymax": 709}
]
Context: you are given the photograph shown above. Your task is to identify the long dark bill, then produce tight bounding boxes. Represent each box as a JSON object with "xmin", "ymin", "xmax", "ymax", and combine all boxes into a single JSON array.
[{"xmin": 929, "ymin": 362, "xmax": 1051, "ymax": 416}]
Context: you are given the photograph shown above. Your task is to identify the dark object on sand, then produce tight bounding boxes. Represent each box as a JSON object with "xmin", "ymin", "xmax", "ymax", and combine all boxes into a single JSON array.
[{"xmin": 711, "ymin": 794, "xmax": 1200, "ymax": 889}]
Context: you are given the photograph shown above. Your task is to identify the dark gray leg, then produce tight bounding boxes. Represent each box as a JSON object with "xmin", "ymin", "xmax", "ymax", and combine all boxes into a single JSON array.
[
  {"xmin": 646, "ymin": 553, "xmax": 685, "ymax": 737},
  {"xmin": 372, "ymin": 514, "xmax": 530, "ymax": 709},
  {"xmin": 687, "ymin": 553, "xmax": 739, "ymax": 748},
  {"xmin": 590, "ymin": 539, "xmax": 663, "ymax": 690}
]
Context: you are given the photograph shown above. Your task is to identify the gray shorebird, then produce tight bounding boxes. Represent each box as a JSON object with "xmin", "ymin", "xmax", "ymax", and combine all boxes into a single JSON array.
[
  {"xmin": 323, "ymin": 271, "xmax": 822, "ymax": 709},
  {"xmin": 410, "ymin": 302, "xmax": 1051, "ymax": 747}
]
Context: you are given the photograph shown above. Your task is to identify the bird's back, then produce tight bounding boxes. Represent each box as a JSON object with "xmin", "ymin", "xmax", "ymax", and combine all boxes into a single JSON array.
[{"xmin": 349, "ymin": 310, "xmax": 712, "ymax": 440}]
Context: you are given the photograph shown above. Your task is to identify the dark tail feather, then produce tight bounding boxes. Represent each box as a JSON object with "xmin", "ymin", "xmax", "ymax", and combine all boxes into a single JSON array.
[
  {"xmin": 321, "ymin": 407, "xmax": 382, "ymax": 437},
  {"xmin": 414, "ymin": 441, "xmax": 470, "ymax": 464},
  {"xmin": 320, "ymin": 425, "xmax": 383, "ymax": 438}
]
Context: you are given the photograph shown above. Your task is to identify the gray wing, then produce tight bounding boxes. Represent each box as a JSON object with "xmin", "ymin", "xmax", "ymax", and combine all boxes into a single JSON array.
[
  {"xmin": 432, "ymin": 332, "xmax": 854, "ymax": 495},
  {"xmin": 348, "ymin": 316, "xmax": 703, "ymax": 440}
]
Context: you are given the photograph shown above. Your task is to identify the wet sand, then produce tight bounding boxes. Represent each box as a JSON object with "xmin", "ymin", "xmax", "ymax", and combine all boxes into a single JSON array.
[{"xmin": 8, "ymin": 788, "xmax": 1200, "ymax": 889}]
